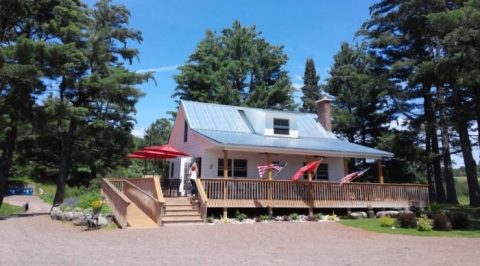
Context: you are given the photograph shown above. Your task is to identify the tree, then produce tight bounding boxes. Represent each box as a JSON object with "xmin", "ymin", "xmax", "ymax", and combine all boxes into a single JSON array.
[
  {"xmin": 429, "ymin": 0, "xmax": 480, "ymax": 205},
  {"xmin": 50, "ymin": 0, "xmax": 151, "ymax": 205},
  {"xmin": 0, "ymin": 0, "xmax": 80, "ymax": 207},
  {"xmin": 325, "ymin": 43, "xmax": 394, "ymax": 147},
  {"xmin": 144, "ymin": 118, "xmax": 172, "ymax": 146},
  {"xmin": 173, "ymin": 21, "xmax": 295, "ymax": 110},
  {"xmin": 300, "ymin": 58, "xmax": 321, "ymax": 113},
  {"xmin": 359, "ymin": 0, "xmax": 466, "ymax": 203}
]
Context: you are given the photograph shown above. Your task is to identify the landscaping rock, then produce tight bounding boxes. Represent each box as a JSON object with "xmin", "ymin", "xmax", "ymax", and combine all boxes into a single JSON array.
[
  {"xmin": 62, "ymin": 211, "xmax": 74, "ymax": 221},
  {"xmin": 72, "ymin": 212, "xmax": 85, "ymax": 221},
  {"xmin": 376, "ymin": 210, "xmax": 399, "ymax": 218},
  {"xmin": 50, "ymin": 207, "xmax": 62, "ymax": 220},
  {"xmin": 348, "ymin": 211, "xmax": 367, "ymax": 219},
  {"xmin": 73, "ymin": 216, "xmax": 87, "ymax": 226},
  {"xmin": 97, "ymin": 216, "xmax": 109, "ymax": 227}
]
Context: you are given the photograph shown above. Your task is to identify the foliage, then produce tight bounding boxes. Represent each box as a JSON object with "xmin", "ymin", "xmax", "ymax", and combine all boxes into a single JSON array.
[
  {"xmin": 397, "ymin": 213, "xmax": 418, "ymax": 229},
  {"xmin": 432, "ymin": 213, "xmax": 451, "ymax": 231},
  {"xmin": 449, "ymin": 212, "xmax": 471, "ymax": 230},
  {"xmin": 300, "ymin": 58, "xmax": 321, "ymax": 113},
  {"xmin": 207, "ymin": 215, "xmax": 215, "ymax": 223},
  {"xmin": 418, "ymin": 215, "xmax": 433, "ymax": 231},
  {"xmin": 379, "ymin": 216, "xmax": 396, "ymax": 227},
  {"xmin": 260, "ymin": 214, "xmax": 272, "ymax": 221},
  {"xmin": 173, "ymin": 21, "xmax": 295, "ymax": 110},
  {"xmin": 234, "ymin": 210, "xmax": 248, "ymax": 222},
  {"xmin": 289, "ymin": 212, "xmax": 299, "ymax": 221},
  {"xmin": 0, "ymin": 203, "xmax": 23, "ymax": 216}
]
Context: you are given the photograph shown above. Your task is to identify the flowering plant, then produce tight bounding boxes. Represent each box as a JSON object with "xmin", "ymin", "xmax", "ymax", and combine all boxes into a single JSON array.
[{"xmin": 91, "ymin": 199, "xmax": 103, "ymax": 210}]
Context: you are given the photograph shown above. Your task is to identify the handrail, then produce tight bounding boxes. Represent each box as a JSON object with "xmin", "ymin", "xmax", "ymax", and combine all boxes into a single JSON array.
[
  {"xmin": 195, "ymin": 179, "xmax": 208, "ymax": 222},
  {"xmin": 123, "ymin": 180, "xmax": 164, "ymax": 225},
  {"xmin": 101, "ymin": 178, "xmax": 131, "ymax": 228},
  {"xmin": 199, "ymin": 178, "xmax": 429, "ymax": 208},
  {"xmin": 128, "ymin": 177, "xmax": 165, "ymax": 204}
]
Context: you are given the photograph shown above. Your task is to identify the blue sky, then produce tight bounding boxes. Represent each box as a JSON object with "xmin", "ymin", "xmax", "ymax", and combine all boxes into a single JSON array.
[{"xmin": 106, "ymin": 0, "xmax": 376, "ymax": 136}]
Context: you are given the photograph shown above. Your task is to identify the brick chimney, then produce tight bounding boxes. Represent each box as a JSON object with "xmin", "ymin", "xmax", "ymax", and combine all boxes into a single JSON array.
[{"xmin": 315, "ymin": 97, "xmax": 332, "ymax": 131}]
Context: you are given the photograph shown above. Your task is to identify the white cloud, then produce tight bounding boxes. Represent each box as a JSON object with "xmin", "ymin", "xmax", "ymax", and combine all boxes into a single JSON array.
[
  {"xmin": 292, "ymin": 83, "xmax": 303, "ymax": 91},
  {"xmin": 294, "ymin": 75, "xmax": 303, "ymax": 82},
  {"xmin": 136, "ymin": 65, "xmax": 179, "ymax": 73},
  {"xmin": 131, "ymin": 128, "xmax": 145, "ymax": 138}
]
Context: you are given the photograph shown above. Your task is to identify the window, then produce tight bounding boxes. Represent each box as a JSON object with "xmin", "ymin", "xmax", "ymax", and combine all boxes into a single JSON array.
[
  {"xmin": 218, "ymin": 159, "xmax": 247, "ymax": 177},
  {"xmin": 233, "ymin": 159, "xmax": 247, "ymax": 177},
  {"xmin": 184, "ymin": 120, "xmax": 188, "ymax": 142},
  {"xmin": 316, "ymin": 164, "xmax": 329, "ymax": 180},
  {"xmin": 170, "ymin": 162, "xmax": 174, "ymax": 178},
  {"xmin": 273, "ymin": 118, "xmax": 289, "ymax": 135},
  {"xmin": 302, "ymin": 163, "xmax": 329, "ymax": 180},
  {"xmin": 218, "ymin": 159, "xmax": 232, "ymax": 177}
]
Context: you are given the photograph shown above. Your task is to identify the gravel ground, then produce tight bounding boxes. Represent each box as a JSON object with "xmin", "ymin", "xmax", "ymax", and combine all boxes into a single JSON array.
[{"xmin": 1, "ymin": 197, "xmax": 480, "ymax": 266}]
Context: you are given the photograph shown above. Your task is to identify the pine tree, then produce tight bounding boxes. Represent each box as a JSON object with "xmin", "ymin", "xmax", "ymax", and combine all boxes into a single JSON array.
[
  {"xmin": 300, "ymin": 58, "xmax": 321, "ymax": 113},
  {"xmin": 173, "ymin": 21, "xmax": 295, "ymax": 110}
]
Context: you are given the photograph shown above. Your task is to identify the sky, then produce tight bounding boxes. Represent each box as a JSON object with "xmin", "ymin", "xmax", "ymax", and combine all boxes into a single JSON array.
[{"xmin": 103, "ymin": 0, "xmax": 377, "ymax": 137}]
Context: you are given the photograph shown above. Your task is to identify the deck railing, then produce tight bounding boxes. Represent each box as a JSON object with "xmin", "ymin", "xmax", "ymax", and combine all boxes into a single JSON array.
[
  {"xmin": 200, "ymin": 178, "xmax": 429, "ymax": 209},
  {"xmin": 101, "ymin": 177, "xmax": 165, "ymax": 227},
  {"xmin": 123, "ymin": 180, "xmax": 164, "ymax": 225},
  {"xmin": 101, "ymin": 179, "xmax": 131, "ymax": 228}
]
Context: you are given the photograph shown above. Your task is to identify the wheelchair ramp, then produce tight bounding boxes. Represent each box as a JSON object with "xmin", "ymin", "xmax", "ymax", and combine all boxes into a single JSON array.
[{"xmin": 126, "ymin": 202, "xmax": 158, "ymax": 229}]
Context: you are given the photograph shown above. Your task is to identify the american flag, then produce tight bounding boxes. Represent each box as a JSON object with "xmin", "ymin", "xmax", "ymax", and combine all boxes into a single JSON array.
[
  {"xmin": 257, "ymin": 163, "xmax": 286, "ymax": 178},
  {"xmin": 339, "ymin": 168, "xmax": 370, "ymax": 185}
]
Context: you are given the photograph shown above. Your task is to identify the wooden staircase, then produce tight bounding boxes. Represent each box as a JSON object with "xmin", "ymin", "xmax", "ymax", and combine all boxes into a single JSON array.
[{"xmin": 162, "ymin": 197, "xmax": 203, "ymax": 225}]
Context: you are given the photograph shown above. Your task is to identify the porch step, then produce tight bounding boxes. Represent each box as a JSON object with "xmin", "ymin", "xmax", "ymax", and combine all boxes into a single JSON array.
[
  {"xmin": 162, "ymin": 197, "xmax": 203, "ymax": 224},
  {"xmin": 162, "ymin": 216, "xmax": 203, "ymax": 224}
]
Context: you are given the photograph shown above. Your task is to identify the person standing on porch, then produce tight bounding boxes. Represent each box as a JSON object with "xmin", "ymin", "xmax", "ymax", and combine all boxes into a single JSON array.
[{"xmin": 189, "ymin": 162, "xmax": 198, "ymax": 199}]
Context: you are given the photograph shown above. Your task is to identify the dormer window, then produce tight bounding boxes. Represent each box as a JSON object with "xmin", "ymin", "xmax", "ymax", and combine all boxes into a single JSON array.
[{"xmin": 273, "ymin": 118, "xmax": 289, "ymax": 135}]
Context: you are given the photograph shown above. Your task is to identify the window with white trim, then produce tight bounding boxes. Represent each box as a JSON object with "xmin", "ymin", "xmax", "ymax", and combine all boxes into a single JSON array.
[{"xmin": 273, "ymin": 118, "xmax": 289, "ymax": 135}]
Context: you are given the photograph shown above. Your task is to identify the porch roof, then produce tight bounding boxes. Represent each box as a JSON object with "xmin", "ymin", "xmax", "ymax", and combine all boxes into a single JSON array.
[{"xmin": 193, "ymin": 129, "xmax": 393, "ymax": 158}]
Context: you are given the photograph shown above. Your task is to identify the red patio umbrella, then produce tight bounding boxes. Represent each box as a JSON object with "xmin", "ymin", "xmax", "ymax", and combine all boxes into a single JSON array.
[
  {"xmin": 143, "ymin": 144, "xmax": 189, "ymax": 157},
  {"xmin": 130, "ymin": 150, "xmax": 177, "ymax": 159}
]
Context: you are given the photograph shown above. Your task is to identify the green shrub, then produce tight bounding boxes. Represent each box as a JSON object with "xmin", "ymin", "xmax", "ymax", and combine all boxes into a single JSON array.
[
  {"xmin": 379, "ymin": 216, "xmax": 396, "ymax": 227},
  {"xmin": 432, "ymin": 213, "xmax": 450, "ymax": 231},
  {"xmin": 449, "ymin": 212, "xmax": 470, "ymax": 230},
  {"xmin": 234, "ymin": 210, "xmax": 248, "ymax": 222},
  {"xmin": 260, "ymin": 214, "xmax": 272, "ymax": 221},
  {"xmin": 430, "ymin": 202, "xmax": 441, "ymax": 212},
  {"xmin": 0, "ymin": 203, "xmax": 23, "ymax": 216},
  {"xmin": 314, "ymin": 213, "xmax": 323, "ymax": 221},
  {"xmin": 207, "ymin": 215, "xmax": 215, "ymax": 223},
  {"xmin": 397, "ymin": 213, "xmax": 417, "ymax": 228},
  {"xmin": 289, "ymin": 213, "xmax": 299, "ymax": 221},
  {"xmin": 417, "ymin": 215, "xmax": 432, "ymax": 231}
]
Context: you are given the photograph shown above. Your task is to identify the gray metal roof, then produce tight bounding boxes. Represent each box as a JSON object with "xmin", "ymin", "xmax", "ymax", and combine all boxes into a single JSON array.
[{"xmin": 181, "ymin": 100, "xmax": 393, "ymax": 158}]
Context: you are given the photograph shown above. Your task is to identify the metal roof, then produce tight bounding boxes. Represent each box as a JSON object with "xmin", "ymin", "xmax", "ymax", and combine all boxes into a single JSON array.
[{"xmin": 181, "ymin": 100, "xmax": 393, "ymax": 158}]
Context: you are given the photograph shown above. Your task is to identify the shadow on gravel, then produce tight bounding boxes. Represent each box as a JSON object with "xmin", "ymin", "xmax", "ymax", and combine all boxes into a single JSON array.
[{"xmin": 0, "ymin": 213, "xmax": 50, "ymax": 221}]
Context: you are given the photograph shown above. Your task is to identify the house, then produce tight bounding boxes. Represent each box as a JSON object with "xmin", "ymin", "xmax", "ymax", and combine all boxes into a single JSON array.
[{"xmin": 168, "ymin": 98, "xmax": 392, "ymax": 190}]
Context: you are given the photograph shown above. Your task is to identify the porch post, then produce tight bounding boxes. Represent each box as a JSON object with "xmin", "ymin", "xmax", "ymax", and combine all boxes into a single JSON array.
[
  {"xmin": 223, "ymin": 150, "xmax": 228, "ymax": 218},
  {"xmin": 308, "ymin": 172, "xmax": 313, "ymax": 217},
  {"xmin": 343, "ymin": 158, "xmax": 349, "ymax": 176},
  {"xmin": 266, "ymin": 153, "xmax": 273, "ymax": 217},
  {"xmin": 376, "ymin": 159, "xmax": 384, "ymax": 184}
]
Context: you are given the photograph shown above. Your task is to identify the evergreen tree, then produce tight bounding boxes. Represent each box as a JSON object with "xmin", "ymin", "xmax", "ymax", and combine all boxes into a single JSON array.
[
  {"xmin": 300, "ymin": 58, "xmax": 321, "ymax": 113},
  {"xmin": 173, "ymin": 21, "xmax": 295, "ymax": 110},
  {"xmin": 144, "ymin": 118, "xmax": 172, "ymax": 146}
]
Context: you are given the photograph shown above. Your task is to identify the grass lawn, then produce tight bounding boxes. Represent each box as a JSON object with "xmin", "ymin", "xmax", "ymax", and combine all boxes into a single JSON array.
[
  {"xmin": 10, "ymin": 176, "xmax": 111, "ymax": 213},
  {"xmin": 0, "ymin": 203, "xmax": 24, "ymax": 216},
  {"xmin": 341, "ymin": 218, "xmax": 480, "ymax": 238}
]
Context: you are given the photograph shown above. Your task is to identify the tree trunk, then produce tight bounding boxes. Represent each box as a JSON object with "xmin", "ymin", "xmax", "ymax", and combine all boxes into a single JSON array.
[
  {"xmin": 424, "ymin": 84, "xmax": 446, "ymax": 202},
  {"xmin": 454, "ymin": 90, "xmax": 480, "ymax": 206},
  {"xmin": 475, "ymin": 87, "xmax": 480, "ymax": 159},
  {"xmin": 437, "ymin": 85, "xmax": 458, "ymax": 204},
  {"xmin": 53, "ymin": 118, "xmax": 78, "ymax": 206},
  {"xmin": 425, "ymin": 132, "xmax": 436, "ymax": 201},
  {"xmin": 0, "ymin": 124, "xmax": 18, "ymax": 208}
]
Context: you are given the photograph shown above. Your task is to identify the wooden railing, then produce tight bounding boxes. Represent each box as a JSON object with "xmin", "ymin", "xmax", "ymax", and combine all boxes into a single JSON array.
[
  {"xmin": 195, "ymin": 179, "xmax": 208, "ymax": 222},
  {"xmin": 101, "ymin": 179, "xmax": 131, "ymax": 228},
  {"xmin": 128, "ymin": 177, "xmax": 165, "ymax": 203},
  {"xmin": 200, "ymin": 178, "xmax": 429, "ymax": 209},
  {"xmin": 124, "ymin": 180, "xmax": 164, "ymax": 225}
]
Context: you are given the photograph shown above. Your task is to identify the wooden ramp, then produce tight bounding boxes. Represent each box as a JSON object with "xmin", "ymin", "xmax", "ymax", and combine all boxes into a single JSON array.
[{"xmin": 126, "ymin": 202, "xmax": 158, "ymax": 229}]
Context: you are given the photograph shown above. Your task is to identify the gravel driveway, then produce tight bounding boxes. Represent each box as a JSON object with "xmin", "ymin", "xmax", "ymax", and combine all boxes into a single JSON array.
[{"xmin": 1, "ymin": 196, "xmax": 479, "ymax": 266}]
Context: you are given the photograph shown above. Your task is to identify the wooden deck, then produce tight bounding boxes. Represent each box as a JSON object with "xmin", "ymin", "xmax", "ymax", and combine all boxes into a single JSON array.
[{"xmin": 199, "ymin": 178, "xmax": 429, "ymax": 209}]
